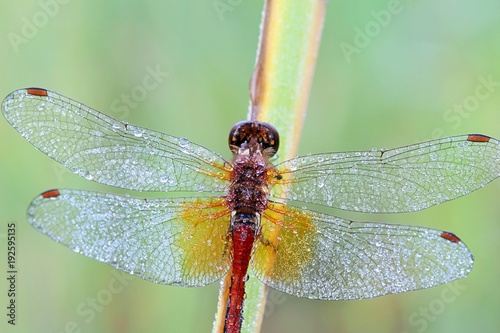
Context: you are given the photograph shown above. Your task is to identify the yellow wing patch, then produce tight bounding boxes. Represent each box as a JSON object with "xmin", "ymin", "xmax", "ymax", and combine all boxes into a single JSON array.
[
  {"xmin": 177, "ymin": 198, "xmax": 232, "ymax": 283},
  {"xmin": 252, "ymin": 202, "xmax": 317, "ymax": 283}
]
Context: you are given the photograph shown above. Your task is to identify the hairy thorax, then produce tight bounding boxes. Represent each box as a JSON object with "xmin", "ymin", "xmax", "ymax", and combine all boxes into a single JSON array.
[{"xmin": 226, "ymin": 153, "xmax": 270, "ymax": 215}]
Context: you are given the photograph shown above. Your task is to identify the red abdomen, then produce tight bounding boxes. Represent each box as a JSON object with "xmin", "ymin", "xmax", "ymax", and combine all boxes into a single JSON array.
[{"xmin": 224, "ymin": 218, "xmax": 256, "ymax": 333}]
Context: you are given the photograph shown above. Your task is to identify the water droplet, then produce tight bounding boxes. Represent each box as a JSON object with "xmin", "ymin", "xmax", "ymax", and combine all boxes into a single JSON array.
[
  {"xmin": 84, "ymin": 172, "xmax": 93, "ymax": 180},
  {"xmin": 178, "ymin": 137, "xmax": 190, "ymax": 148},
  {"xmin": 133, "ymin": 129, "xmax": 144, "ymax": 137},
  {"xmin": 113, "ymin": 122, "xmax": 121, "ymax": 129}
]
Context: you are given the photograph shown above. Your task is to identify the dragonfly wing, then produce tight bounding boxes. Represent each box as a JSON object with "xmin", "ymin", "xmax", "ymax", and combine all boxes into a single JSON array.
[
  {"xmin": 2, "ymin": 88, "xmax": 231, "ymax": 192},
  {"xmin": 272, "ymin": 135, "xmax": 500, "ymax": 213},
  {"xmin": 251, "ymin": 202, "xmax": 473, "ymax": 300},
  {"xmin": 28, "ymin": 189, "xmax": 232, "ymax": 286}
]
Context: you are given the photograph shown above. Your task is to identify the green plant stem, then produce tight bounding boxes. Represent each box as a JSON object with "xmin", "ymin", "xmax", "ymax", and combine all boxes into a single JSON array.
[{"xmin": 213, "ymin": 1, "xmax": 326, "ymax": 332}]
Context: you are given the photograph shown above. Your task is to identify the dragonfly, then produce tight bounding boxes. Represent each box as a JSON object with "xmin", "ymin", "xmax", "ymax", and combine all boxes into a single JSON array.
[{"xmin": 2, "ymin": 87, "xmax": 500, "ymax": 333}]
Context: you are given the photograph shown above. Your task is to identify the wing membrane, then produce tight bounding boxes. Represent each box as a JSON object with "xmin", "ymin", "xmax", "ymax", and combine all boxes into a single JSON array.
[
  {"xmin": 252, "ymin": 202, "xmax": 473, "ymax": 300},
  {"xmin": 272, "ymin": 135, "xmax": 500, "ymax": 213},
  {"xmin": 2, "ymin": 88, "xmax": 231, "ymax": 192},
  {"xmin": 28, "ymin": 189, "xmax": 232, "ymax": 286}
]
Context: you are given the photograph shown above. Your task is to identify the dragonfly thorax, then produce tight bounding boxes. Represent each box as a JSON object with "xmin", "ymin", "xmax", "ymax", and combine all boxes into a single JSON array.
[{"xmin": 227, "ymin": 154, "xmax": 269, "ymax": 214}]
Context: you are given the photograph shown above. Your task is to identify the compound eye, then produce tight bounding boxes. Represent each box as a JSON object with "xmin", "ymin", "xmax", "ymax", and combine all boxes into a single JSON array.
[
  {"xmin": 228, "ymin": 121, "xmax": 252, "ymax": 149},
  {"xmin": 228, "ymin": 121, "xmax": 280, "ymax": 157},
  {"xmin": 259, "ymin": 122, "xmax": 279, "ymax": 156}
]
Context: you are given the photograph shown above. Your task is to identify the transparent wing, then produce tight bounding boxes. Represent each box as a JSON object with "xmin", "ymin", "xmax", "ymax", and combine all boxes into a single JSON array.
[
  {"xmin": 272, "ymin": 135, "xmax": 500, "ymax": 213},
  {"xmin": 28, "ymin": 189, "xmax": 232, "ymax": 286},
  {"xmin": 2, "ymin": 88, "xmax": 231, "ymax": 192},
  {"xmin": 252, "ymin": 202, "xmax": 473, "ymax": 300}
]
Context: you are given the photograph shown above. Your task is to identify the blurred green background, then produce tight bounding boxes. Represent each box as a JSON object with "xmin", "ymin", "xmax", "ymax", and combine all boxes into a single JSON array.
[{"xmin": 1, "ymin": 1, "xmax": 499, "ymax": 333}]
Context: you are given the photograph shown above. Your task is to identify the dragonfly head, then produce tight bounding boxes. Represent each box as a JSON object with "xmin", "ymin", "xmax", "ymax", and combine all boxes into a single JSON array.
[{"xmin": 228, "ymin": 121, "xmax": 279, "ymax": 158}]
